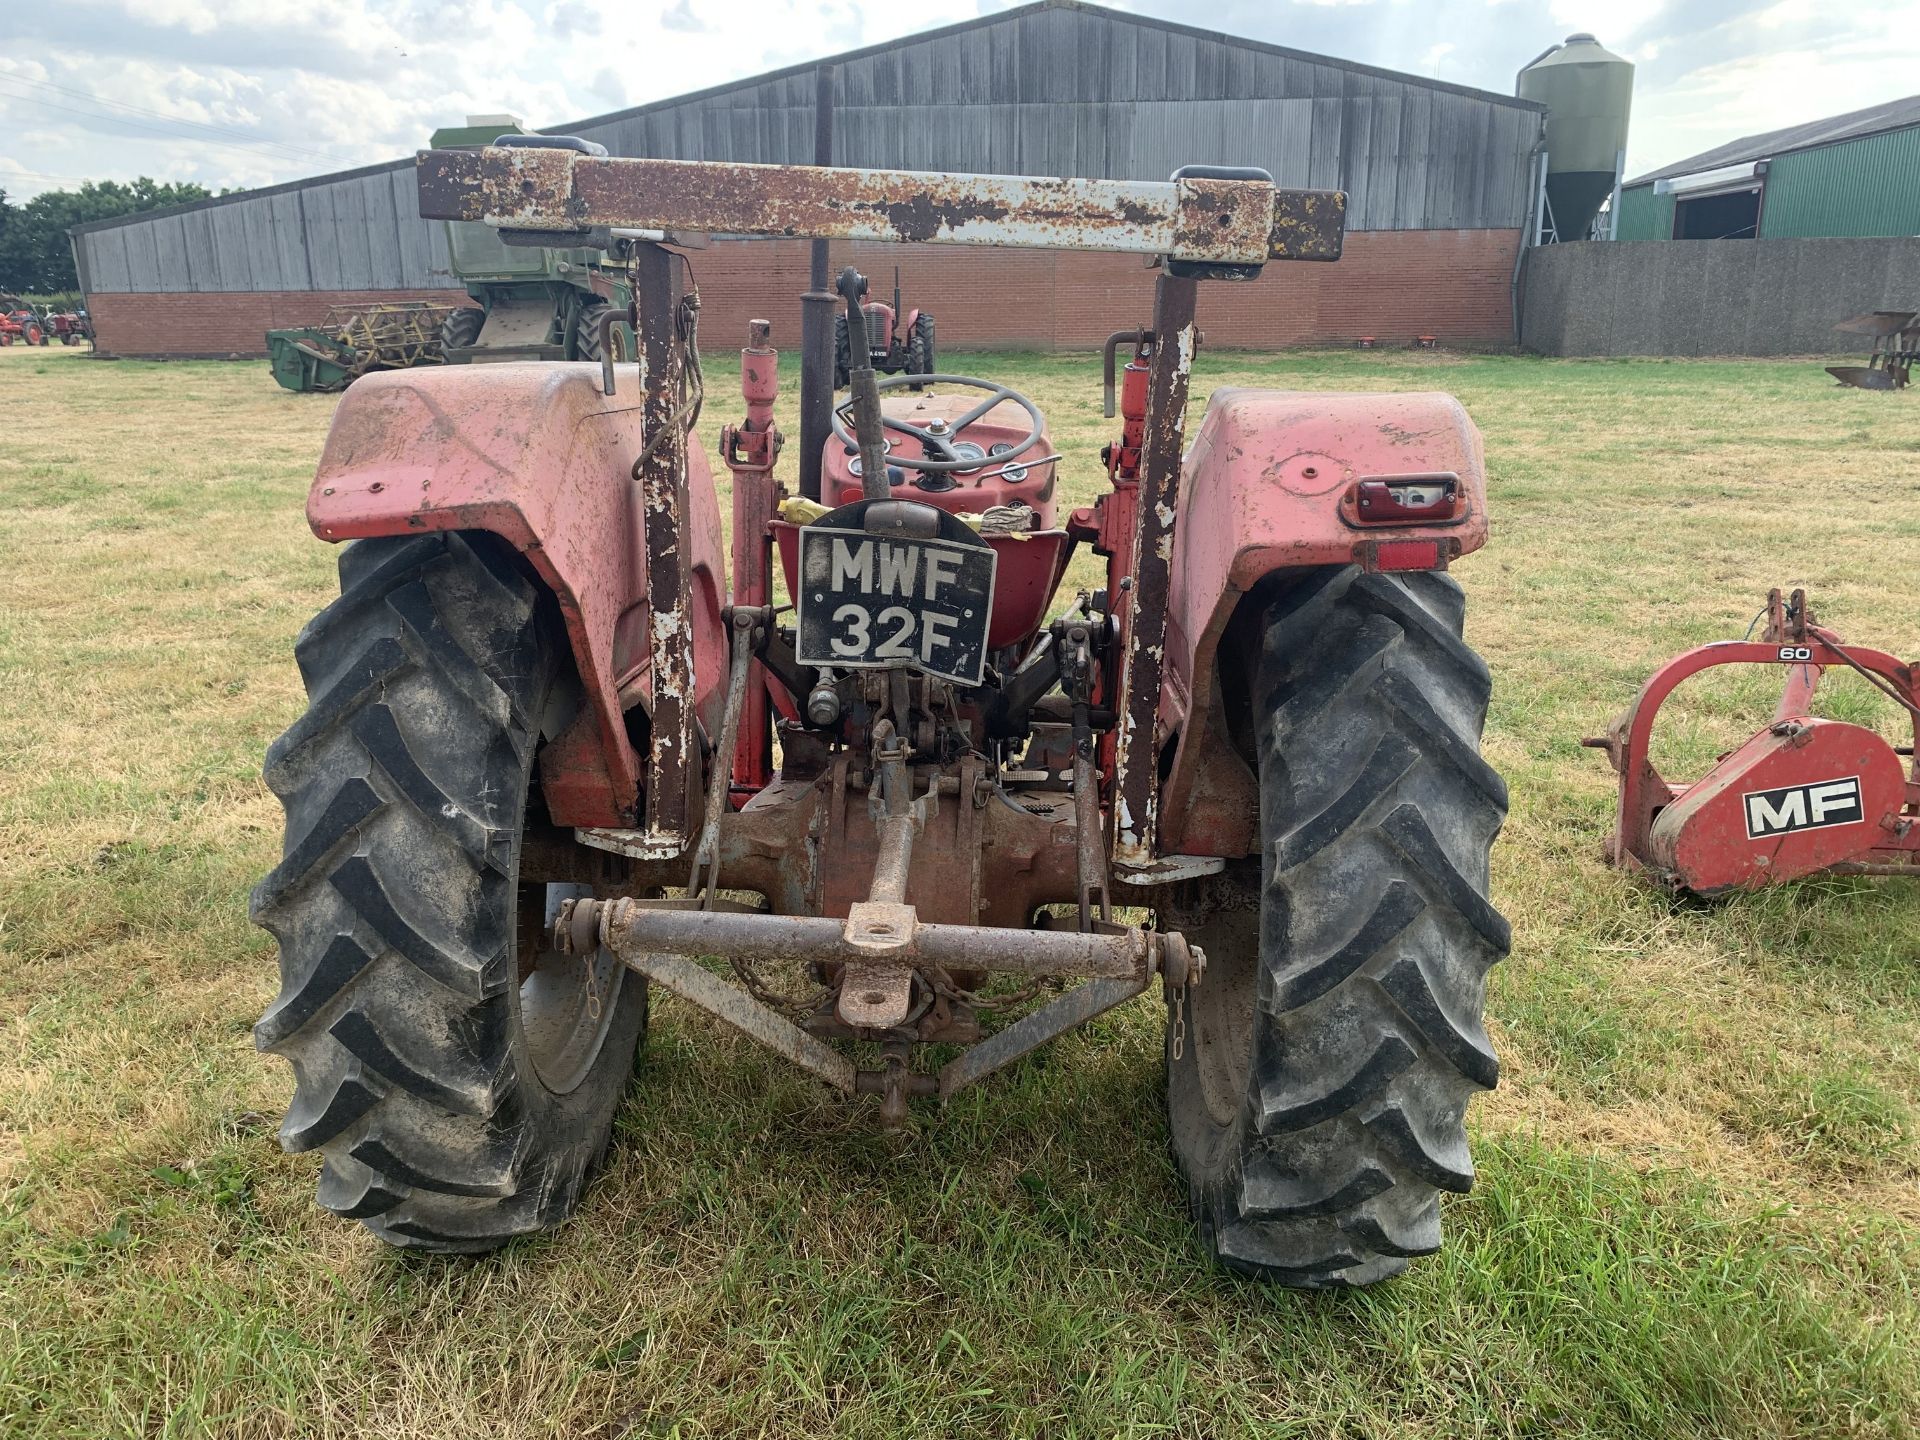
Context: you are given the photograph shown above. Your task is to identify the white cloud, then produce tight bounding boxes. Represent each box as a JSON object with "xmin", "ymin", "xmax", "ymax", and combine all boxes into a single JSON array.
[
  {"xmin": 1549, "ymin": 0, "xmax": 1668, "ymax": 40},
  {"xmin": 0, "ymin": 0, "xmax": 1912, "ymax": 198},
  {"xmin": 661, "ymin": 0, "xmax": 709, "ymax": 33}
]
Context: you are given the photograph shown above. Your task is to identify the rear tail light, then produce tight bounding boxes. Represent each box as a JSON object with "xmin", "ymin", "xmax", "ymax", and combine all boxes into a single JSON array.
[{"xmin": 1349, "ymin": 473, "xmax": 1460, "ymax": 523}]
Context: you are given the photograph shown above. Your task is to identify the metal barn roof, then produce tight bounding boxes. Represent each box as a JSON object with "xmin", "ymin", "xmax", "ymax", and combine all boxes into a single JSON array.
[{"xmin": 70, "ymin": 0, "xmax": 1541, "ymax": 238}]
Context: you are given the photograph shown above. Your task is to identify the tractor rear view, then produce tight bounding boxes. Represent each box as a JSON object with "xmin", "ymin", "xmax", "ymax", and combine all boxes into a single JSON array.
[
  {"xmin": 253, "ymin": 144, "xmax": 1507, "ymax": 1287},
  {"xmin": 832, "ymin": 267, "xmax": 936, "ymax": 388}
]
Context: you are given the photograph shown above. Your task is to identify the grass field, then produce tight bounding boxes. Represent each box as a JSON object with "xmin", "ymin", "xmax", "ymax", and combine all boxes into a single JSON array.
[{"xmin": 2, "ymin": 340, "xmax": 1918, "ymax": 1438}]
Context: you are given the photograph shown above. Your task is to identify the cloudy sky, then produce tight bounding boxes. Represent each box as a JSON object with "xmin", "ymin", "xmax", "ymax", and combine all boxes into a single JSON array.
[{"xmin": 1, "ymin": 0, "xmax": 1913, "ymax": 201}]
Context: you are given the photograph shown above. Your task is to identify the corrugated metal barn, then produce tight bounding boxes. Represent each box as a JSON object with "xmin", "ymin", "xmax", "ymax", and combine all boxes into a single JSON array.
[{"xmin": 70, "ymin": 0, "xmax": 1548, "ymax": 357}]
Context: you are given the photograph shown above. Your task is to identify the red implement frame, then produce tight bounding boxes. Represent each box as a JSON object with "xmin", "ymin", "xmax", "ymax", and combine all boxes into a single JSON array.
[{"xmin": 1586, "ymin": 588, "xmax": 1920, "ymax": 888}]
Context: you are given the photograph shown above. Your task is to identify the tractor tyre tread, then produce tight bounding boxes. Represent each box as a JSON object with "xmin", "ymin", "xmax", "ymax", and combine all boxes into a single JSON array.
[
  {"xmin": 252, "ymin": 531, "xmax": 646, "ymax": 1252},
  {"xmin": 438, "ymin": 306, "xmax": 485, "ymax": 354},
  {"xmin": 574, "ymin": 298, "xmax": 608, "ymax": 363},
  {"xmin": 1167, "ymin": 566, "xmax": 1507, "ymax": 1287},
  {"xmin": 832, "ymin": 314, "xmax": 851, "ymax": 390},
  {"xmin": 907, "ymin": 314, "xmax": 936, "ymax": 376}
]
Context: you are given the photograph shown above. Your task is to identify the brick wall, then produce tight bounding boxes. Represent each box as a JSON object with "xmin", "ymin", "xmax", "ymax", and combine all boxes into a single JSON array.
[
  {"xmin": 90, "ymin": 229, "xmax": 1519, "ymax": 358},
  {"xmin": 89, "ymin": 289, "xmax": 475, "ymax": 359}
]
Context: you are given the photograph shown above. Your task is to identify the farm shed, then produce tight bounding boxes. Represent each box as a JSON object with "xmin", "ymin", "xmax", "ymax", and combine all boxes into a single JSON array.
[
  {"xmin": 68, "ymin": 0, "xmax": 1547, "ymax": 358},
  {"xmin": 1614, "ymin": 94, "xmax": 1920, "ymax": 244}
]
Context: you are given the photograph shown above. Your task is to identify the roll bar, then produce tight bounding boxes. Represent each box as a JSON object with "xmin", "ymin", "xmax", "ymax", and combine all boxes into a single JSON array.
[{"xmin": 417, "ymin": 147, "xmax": 1345, "ymax": 268}]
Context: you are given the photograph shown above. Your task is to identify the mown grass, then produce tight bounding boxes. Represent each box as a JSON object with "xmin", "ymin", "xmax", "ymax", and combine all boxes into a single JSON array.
[{"xmin": 2, "ymin": 341, "xmax": 1918, "ymax": 1438}]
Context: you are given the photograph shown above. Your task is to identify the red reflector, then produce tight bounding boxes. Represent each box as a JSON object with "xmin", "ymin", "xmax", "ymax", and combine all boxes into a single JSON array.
[{"xmin": 1368, "ymin": 540, "xmax": 1445, "ymax": 572}]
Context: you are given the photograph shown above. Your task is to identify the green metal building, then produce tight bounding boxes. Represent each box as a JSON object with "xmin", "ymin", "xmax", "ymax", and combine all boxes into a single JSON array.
[{"xmin": 1615, "ymin": 94, "xmax": 1920, "ymax": 242}]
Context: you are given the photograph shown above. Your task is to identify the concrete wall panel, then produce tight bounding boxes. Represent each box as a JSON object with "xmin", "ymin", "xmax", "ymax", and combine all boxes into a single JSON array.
[{"xmin": 1522, "ymin": 237, "xmax": 1920, "ymax": 355}]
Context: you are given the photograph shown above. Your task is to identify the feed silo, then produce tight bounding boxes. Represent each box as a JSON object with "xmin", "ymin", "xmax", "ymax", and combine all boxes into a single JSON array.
[{"xmin": 1518, "ymin": 34, "xmax": 1634, "ymax": 240}]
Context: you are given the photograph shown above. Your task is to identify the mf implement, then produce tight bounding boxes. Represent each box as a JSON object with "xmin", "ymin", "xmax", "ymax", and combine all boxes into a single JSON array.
[
  {"xmin": 1587, "ymin": 588, "xmax": 1920, "ymax": 894},
  {"xmin": 253, "ymin": 144, "xmax": 1508, "ymax": 1287}
]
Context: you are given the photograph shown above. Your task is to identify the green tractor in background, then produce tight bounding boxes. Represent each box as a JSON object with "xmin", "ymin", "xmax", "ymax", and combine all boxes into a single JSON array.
[
  {"xmin": 266, "ymin": 120, "xmax": 635, "ymax": 393},
  {"xmin": 432, "ymin": 118, "xmax": 637, "ymax": 364}
]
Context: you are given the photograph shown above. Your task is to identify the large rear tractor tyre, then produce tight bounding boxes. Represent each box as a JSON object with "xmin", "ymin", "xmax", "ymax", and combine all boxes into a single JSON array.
[
  {"xmin": 905, "ymin": 314, "xmax": 935, "ymax": 393},
  {"xmin": 832, "ymin": 314, "xmax": 852, "ymax": 390},
  {"xmin": 906, "ymin": 314, "xmax": 935, "ymax": 376},
  {"xmin": 438, "ymin": 305, "xmax": 485, "ymax": 355},
  {"xmin": 1165, "ymin": 567, "xmax": 1508, "ymax": 1287},
  {"xmin": 252, "ymin": 532, "xmax": 647, "ymax": 1252},
  {"xmin": 572, "ymin": 299, "xmax": 609, "ymax": 363}
]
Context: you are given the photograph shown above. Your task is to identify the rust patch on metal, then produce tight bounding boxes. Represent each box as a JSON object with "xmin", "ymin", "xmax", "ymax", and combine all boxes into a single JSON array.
[
  {"xmin": 634, "ymin": 245, "xmax": 693, "ymax": 850},
  {"xmin": 583, "ymin": 894, "xmax": 1163, "ymax": 983},
  {"xmin": 1170, "ymin": 175, "xmax": 1272, "ymax": 264},
  {"xmin": 875, "ymin": 189, "xmax": 1010, "ymax": 241},
  {"xmin": 1267, "ymin": 188, "xmax": 1346, "ymax": 261}
]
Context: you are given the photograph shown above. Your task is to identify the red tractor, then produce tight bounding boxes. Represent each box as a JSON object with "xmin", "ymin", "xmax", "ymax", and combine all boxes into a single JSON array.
[
  {"xmin": 253, "ymin": 146, "xmax": 1506, "ymax": 1287},
  {"xmin": 0, "ymin": 308, "xmax": 47, "ymax": 346},
  {"xmin": 833, "ymin": 266, "xmax": 934, "ymax": 388},
  {"xmin": 46, "ymin": 308, "xmax": 92, "ymax": 346}
]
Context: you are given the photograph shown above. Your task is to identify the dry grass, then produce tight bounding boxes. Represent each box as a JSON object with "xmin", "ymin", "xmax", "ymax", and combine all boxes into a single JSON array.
[{"xmin": 2, "ymin": 341, "xmax": 1919, "ymax": 1438}]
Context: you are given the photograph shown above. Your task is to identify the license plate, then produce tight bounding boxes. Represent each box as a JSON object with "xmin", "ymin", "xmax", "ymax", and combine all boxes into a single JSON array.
[{"xmin": 794, "ymin": 522, "xmax": 997, "ymax": 686}]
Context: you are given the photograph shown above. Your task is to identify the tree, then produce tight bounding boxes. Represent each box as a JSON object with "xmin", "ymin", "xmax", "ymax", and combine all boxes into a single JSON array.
[
  {"xmin": 0, "ymin": 178, "xmax": 216, "ymax": 294},
  {"xmin": 0, "ymin": 187, "xmax": 17, "ymax": 297}
]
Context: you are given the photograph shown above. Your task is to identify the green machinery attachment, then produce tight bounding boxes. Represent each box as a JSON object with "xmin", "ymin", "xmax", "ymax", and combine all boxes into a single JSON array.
[
  {"xmin": 265, "ymin": 302, "xmax": 459, "ymax": 394},
  {"xmin": 430, "ymin": 119, "xmax": 637, "ymax": 365},
  {"xmin": 264, "ymin": 119, "xmax": 638, "ymax": 392}
]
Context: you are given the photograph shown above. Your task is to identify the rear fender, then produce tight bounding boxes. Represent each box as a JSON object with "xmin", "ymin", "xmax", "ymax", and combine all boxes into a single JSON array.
[
  {"xmin": 306, "ymin": 364, "xmax": 728, "ymax": 827},
  {"xmin": 1157, "ymin": 389, "xmax": 1489, "ymax": 856}
]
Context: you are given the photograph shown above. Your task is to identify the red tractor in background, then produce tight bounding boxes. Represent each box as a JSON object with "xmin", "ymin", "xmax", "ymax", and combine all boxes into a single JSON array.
[
  {"xmin": 832, "ymin": 265, "xmax": 934, "ymax": 388},
  {"xmin": 0, "ymin": 306, "xmax": 48, "ymax": 346},
  {"xmin": 46, "ymin": 308, "xmax": 92, "ymax": 346},
  {"xmin": 253, "ymin": 145, "xmax": 1507, "ymax": 1288}
]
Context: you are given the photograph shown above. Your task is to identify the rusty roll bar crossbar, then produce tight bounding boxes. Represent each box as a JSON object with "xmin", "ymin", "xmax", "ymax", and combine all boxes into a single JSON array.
[{"xmin": 417, "ymin": 148, "xmax": 1345, "ymax": 264}]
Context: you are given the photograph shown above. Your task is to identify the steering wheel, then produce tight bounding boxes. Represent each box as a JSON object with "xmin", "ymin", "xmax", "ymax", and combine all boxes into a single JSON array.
[{"xmin": 832, "ymin": 374, "xmax": 1045, "ymax": 474}]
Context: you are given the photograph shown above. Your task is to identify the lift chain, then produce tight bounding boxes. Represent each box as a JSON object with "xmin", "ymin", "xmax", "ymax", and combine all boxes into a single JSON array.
[{"xmin": 1170, "ymin": 979, "xmax": 1187, "ymax": 1061}]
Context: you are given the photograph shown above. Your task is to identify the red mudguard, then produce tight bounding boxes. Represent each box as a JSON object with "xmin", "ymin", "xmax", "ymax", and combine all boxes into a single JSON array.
[
  {"xmin": 1157, "ymin": 389, "xmax": 1490, "ymax": 856},
  {"xmin": 305, "ymin": 364, "xmax": 729, "ymax": 827}
]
